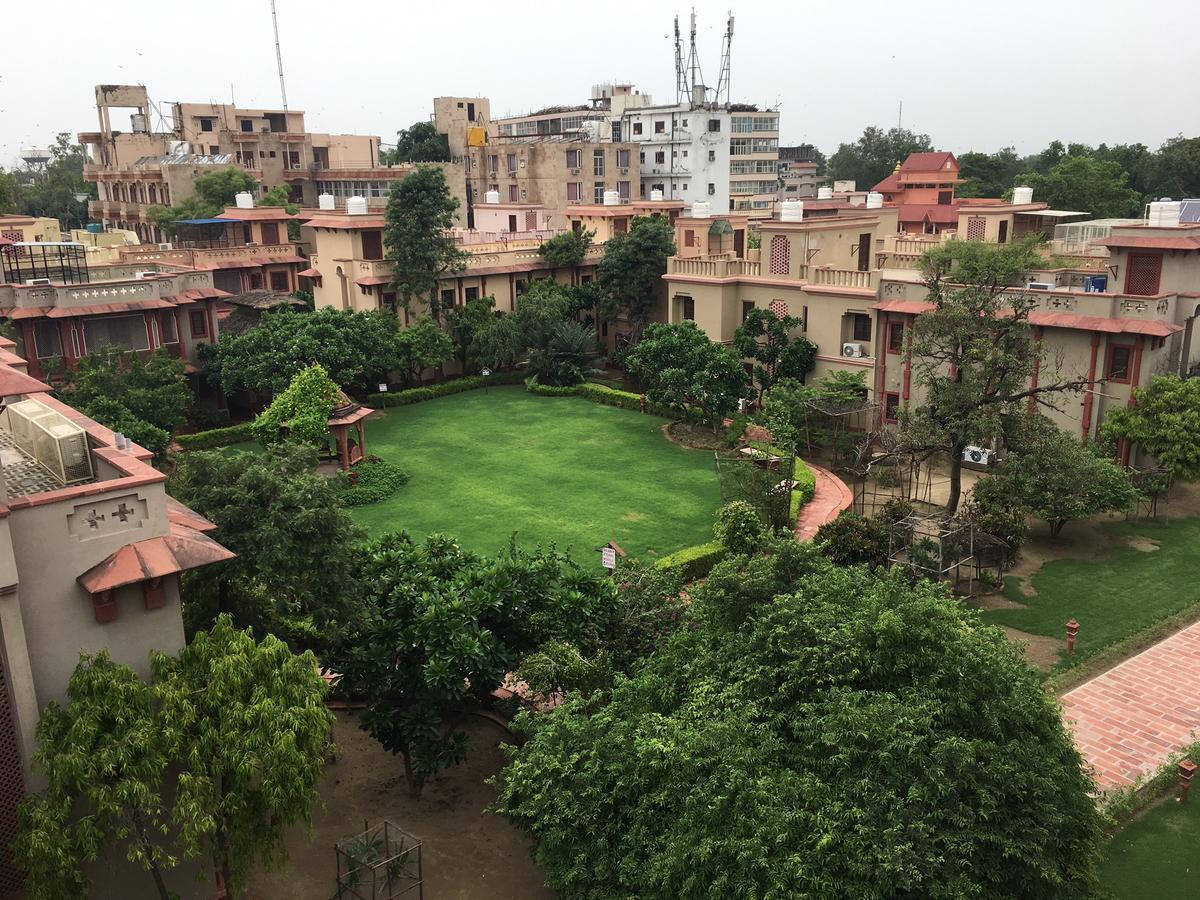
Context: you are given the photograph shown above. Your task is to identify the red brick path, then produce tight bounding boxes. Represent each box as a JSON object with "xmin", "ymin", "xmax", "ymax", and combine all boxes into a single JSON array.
[
  {"xmin": 1061, "ymin": 621, "xmax": 1200, "ymax": 793},
  {"xmin": 794, "ymin": 462, "xmax": 854, "ymax": 542}
]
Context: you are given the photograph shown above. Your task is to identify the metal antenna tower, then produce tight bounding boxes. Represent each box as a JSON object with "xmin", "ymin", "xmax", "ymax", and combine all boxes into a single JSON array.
[
  {"xmin": 715, "ymin": 12, "xmax": 734, "ymax": 106},
  {"xmin": 685, "ymin": 9, "xmax": 707, "ymax": 108},
  {"xmin": 674, "ymin": 15, "xmax": 688, "ymax": 105},
  {"xmin": 270, "ymin": 0, "xmax": 289, "ymax": 113}
]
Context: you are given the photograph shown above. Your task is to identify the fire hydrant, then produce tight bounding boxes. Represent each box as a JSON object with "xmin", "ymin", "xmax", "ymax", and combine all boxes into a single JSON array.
[
  {"xmin": 1066, "ymin": 618, "xmax": 1080, "ymax": 655},
  {"xmin": 1179, "ymin": 759, "xmax": 1196, "ymax": 803}
]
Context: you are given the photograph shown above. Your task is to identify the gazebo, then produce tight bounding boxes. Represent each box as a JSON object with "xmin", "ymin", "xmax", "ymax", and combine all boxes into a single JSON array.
[{"xmin": 328, "ymin": 390, "xmax": 372, "ymax": 471}]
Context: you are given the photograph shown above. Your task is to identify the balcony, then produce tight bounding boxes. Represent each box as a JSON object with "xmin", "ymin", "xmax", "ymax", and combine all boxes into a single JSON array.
[
  {"xmin": 117, "ymin": 243, "xmax": 302, "ymax": 268},
  {"xmin": 667, "ymin": 255, "xmax": 874, "ymax": 289},
  {"xmin": 809, "ymin": 267, "xmax": 875, "ymax": 290}
]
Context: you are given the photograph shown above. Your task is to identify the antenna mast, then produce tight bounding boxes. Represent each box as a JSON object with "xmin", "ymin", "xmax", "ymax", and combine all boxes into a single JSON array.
[
  {"xmin": 674, "ymin": 15, "xmax": 687, "ymax": 106},
  {"xmin": 716, "ymin": 12, "xmax": 734, "ymax": 106},
  {"xmin": 685, "ymin": 10, "xmax": 706, "ymax": 107},
  {"xmin": 270, "ymin": 0, "xmax": 289, "ymax": 113}
]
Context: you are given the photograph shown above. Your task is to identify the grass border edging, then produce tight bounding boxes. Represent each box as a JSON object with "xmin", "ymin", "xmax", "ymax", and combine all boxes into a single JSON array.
[{"xmin": 1101, "ymin": 736, "xmax": 1200, "ymax": 826}]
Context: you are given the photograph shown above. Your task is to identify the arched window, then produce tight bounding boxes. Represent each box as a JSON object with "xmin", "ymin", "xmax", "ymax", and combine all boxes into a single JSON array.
[{"xmin": 769, "ymin": 235, "xmax": 790, "ymax": 276}]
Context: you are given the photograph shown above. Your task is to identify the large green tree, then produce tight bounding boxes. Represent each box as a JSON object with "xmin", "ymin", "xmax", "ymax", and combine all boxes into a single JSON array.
[
  {"xmin": 597, "ymin": 215, "xmax": 676, "ymax": 339},
  {"xmin": 148, "ymin": 167, "xmax": 258, "ymax": 237},
  {"xmin": 827, "ymin": 126, "xmax": 934, "ymax": 190},
  {"xmin": 626, "ymin": 321, "xmax": 749, "ymax": 430},
  {"xmin": 11, "ymin": 133, "xmax": 95, "ymax": 229},
  {"xmin": 956, "ymin": 147, "xmax": 1024, "ymax": 199},
  {"xmin": 330, "ymin": 532, "xmax": 616, "ymax": 796},
  {"xmin": 467, "ymin": 279, "xmax": 573, "ymax": 371},
  {"xmin": 384, "ymin": 165, "xmax": 468, "ymax": 314},
  {"xmin": 1144, "ymin": 135, "xmax": 1200, "ymax": 200},
  {"xmin": 444, "ymin": 293, "xmax": 498, "ymax": 372},
  {"xmin": 394, "ymin": 317, "xmax": 454, "ymax": 386},
  {"xmin": 0, "ymin": 168, "xmax": 19, "ymax": 215},
  {"xmin": 1100, "ymin": 374, "xmax": 1200, "ymax": 481},
  {"xmin": 539, "ymin": 228, "xmax": 594, "ymax": 284},
  {"xmin": 495, "ymin": 557, "xmax": 1105, "ymax": 899},
  {"xmin": 381, "ymin": 122, "xmax": 451, "ymax": 164},
  {"xmin": 1015, "ymin": 155, "xmax": 1142, "ymax": 218},
  {"xmin": 732, "ymin": 308, "xmax": 816, "ymax": 402},
  {"xmin": 252, "ymin": 363, "xmax": 340, "ymax": 446}
]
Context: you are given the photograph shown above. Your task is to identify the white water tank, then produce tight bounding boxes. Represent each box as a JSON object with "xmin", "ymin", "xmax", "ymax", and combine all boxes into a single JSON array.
[
  {"xmin": 130, "ymin": 113, "xmax": 147, "ymax": 133},
  {"xmin": 780, "ymin": 200, "xmax": 804, "ymax": 222},
  {"xmin": 1012, "ymin": 185, "xmax": 1034, "ymax": 205},
  {"xmin": 603, "ymin": 190, "xmax": 621, "ymax": 206},
  {"xmin": 690, "ymin": 200, "xmax": 712, "ymax": 218},
  {"xmin": 346, "ymin": 196, "xmax": 368, "ymax": 216},
  {"xmin": 485, "ymin": 189, "xmax": 501, "ymax": 204},
  {"xmin": 650, "ymin": 188, "xmax": 664, "ymax": 201},
  {"xmin": 1148, "ymin": 199, "xmax": 1182, "ymax": 227},
  {"xmin": 866, "ymin": 192, "xmax": 884, "ymax": 209},
  {"xmin": 235, "ymin": 191, "xmax": 255, "ymax": 209},
  {"xmin": 817, "ymin": 186, "xmax": 834, "ymax": 200},
  {"xmin": 317, "ymin": 193, "xmax": 335, "ymax": 211}
]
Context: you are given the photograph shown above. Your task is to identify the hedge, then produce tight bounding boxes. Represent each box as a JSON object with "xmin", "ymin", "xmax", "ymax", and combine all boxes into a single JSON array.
[
  {"xmin": 174, "ymin": 422, "xmax": 256, "ymax": 450},
  {"xmin": 747, "ymin": 441, "xmax": 817, "ymax": 526},
  {"xmin": 365, "ymin": 371, "xmax": 526, "ymax": 408},
  {"xmin": 653, "ymin": 541, "xmax": 727, "ymax": 581},
  {"xmin": 574, "ymin": 382, "xmax": 676, "ymax": 418},
  {"xmin": 525, "ymin": 379, "xmax": 580, "ymax": 397},
  {"xmin": 335, "ymin": 457, "xmax": 409, "ymax": 507}
]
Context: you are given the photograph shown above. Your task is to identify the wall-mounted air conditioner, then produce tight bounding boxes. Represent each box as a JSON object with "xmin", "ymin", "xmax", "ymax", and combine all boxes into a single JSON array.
[
  {"xmin": 24, "ymin": 278, "xmax": 52, "ymax": 286},
  {"xmin": 134, "ymin": 271, "xmax": 158, "ymax": 280},
  {"xmin": 962, "ymin": 445, "xmax": 995, "ymax": 466},
  {"xmin": 1026, "ymin": 281, "xmax": 1054, "ymax": 291},
  {"xmin": 569, "ymin": 168, "xmax": 580, "ymax": 175},
  {"xmin": 841, "ymin": 342, "xmax": 865, "ymax": 358},
  {"xmin": 157, "ymin": 242, "xmax": 172, "ymax": 251}
]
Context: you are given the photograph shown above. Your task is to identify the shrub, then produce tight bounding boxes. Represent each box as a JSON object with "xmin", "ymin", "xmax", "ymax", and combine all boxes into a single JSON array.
[
  {"xmin": 746, "ymin": 442, "xmax": 816, "ymax": 525},
  {"xmin": 652, "ymin": 542, "xmax": 727, "ymax": 581},
  {"xmin": 714, "ymin": 501, "xmax": 767, "ymax": 555},
  {"xmin": 525, "ymin": 379, "xmax": 580, "ymax": 397},
  {"xmin": 335, "ymin": 457, "xmax": 410, "ymax": 507},
  {"xmin": 365, "ymin": 371, "xmax": 526, "ymax": 407},
  {"xmin": 575, "ymin": 382, "xmax": 675, "ymax": 417},
  {"xmin": 175, "ymin": 422, "xmax": 257, "ymax": 451},
  {"xmin": 814, "ymin": 512, "xmax": 891, "ymax": 568}
]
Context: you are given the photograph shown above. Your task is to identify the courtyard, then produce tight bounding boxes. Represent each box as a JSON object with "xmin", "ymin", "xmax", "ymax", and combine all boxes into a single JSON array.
[{"xmin": 348, "ymin": 387, "xmax": 724, "ymax": 561}]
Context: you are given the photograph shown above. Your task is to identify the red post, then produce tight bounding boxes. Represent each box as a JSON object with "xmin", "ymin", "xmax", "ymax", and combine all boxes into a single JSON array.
[
  {"xmin": 639, "ymin": 394, "xmax": 647, "ymax": 414},
  {"xmin": 1066, "ymin": 618, "xmax": 1080, "ymax": 655},
  {"xmin": 1179, "ymin": 759, "xmax": 1196, "ymax": 803}
]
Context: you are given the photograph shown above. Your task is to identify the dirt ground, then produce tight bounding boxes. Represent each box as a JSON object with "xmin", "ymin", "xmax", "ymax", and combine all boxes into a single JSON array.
[{"xmin": 245, "ymin": 712, "xmax": 553, "ymax": 900}]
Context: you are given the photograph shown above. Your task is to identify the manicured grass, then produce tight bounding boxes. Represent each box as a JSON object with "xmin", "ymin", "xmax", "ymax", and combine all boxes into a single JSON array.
[
  {"xmin": 1102, "ymin": 796, "xmax": 1200, "ymax": 898},
  {"xmin": 216, "ymin": 440, "xmax": 262, "ymax": 457},
  {"xmin": 349, "ymin": 386, "xmax": 723, "ymax": 562},
  {"xmin": 983, "ymin": 518, "xmax": 1200, "ymax": 669}
]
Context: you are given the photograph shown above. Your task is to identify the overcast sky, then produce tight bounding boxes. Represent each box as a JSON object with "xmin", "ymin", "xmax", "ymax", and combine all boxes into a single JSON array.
[{"xmin": 2, "ymin": 0, "xmax": 1198, "ymax": 168}]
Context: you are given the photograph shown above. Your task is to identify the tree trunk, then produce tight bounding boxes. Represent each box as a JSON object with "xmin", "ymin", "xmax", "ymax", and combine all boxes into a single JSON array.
[
  {"xmin": 1050, "ymin": 520, "xmax": 1066, "ymax": 538},
  {"xmin": 148, "ymin": 859, "xmax": 172, "ymax": 900},
  {"xmin": 945, "ymin": 441, "xmax": 967, "ymax": 518},
  {"xmin": 130, "ymin": 812, "xmax": 173, "ymax": 900},
  {"xmin": 401, "ymin": 750, "xmax": 424, "ymax": 798}
]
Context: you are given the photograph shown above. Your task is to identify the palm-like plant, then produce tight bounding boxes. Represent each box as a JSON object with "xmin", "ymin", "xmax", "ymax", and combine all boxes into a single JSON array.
[{"xmin": 527, "ymin": 321, "xmax": 603, "ymax": 387}]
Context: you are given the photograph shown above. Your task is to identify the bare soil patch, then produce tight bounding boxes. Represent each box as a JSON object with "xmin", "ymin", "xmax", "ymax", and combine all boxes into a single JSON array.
[
  {"xmin": 997, "ymin": 625, "xmax": 1065, "ymax": 670},
  {"xmin": 664, "ymin": 421, "xmax": 729, "ymax": 450}
]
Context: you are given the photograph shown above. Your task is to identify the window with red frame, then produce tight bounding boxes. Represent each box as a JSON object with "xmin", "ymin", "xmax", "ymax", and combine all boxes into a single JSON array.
[
  {"xmin": 884, "ymin": 392, "xmax": 901, "ymax": 422},
  {"xmin": 887, "ymin": 321, "xmax": 905, "ymax": 354},
  {"xmin": 1124, "ymin": 253, "xmax": 1162, "ymax": 296},
  {"xmin": 1107, "ymin": 344, "xmax": 1133, "ymax": 383},
  {"xmin": 189, "ymin": 310, "xmax": 208, "ymax": 338}
]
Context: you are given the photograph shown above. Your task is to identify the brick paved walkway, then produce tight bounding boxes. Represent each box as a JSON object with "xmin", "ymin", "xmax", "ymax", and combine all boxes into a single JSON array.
[
  {"xmin": 1061, "ymin": 620, "xmax": 1200, "ymax": 793},
  {"xmin": 794, "ymin": 462, "xmax": 854, "ymax": 542}
]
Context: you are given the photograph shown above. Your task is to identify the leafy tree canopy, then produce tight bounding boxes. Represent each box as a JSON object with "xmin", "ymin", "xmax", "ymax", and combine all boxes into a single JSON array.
[
  {"xmin": 148, "ymin": 167, "xmax": 258, "ymax": 237},
  {"xmin": 1015, "ymin": 155, "xmax": 1142, "ymax": 218},
  {"xmin": 7, "ymin": 133, "xmax": 95, "ymax": 229},
  {"xmin": 527, "ymin": 320, "xmax": 602, "ymax": 387},
  {"xmin": 1100, "ymin": 375, "xmax": 1200, "ymax": 481},
  {"xmin": 827, "ymin": 126, "xmax": 934, "ymax": 190},
  {"xmin": 495, "ymin": 557, "xmax": 1104, "ymax": 899},
  {"xmin": 252, "ymin": 363, "xmax": 340, "ymax": 446},
  {"xmin": 539, "ymin": 228, "xmax": 594, "ymax": 269},
  {"xmin": 394, "ymin": 316, "xmax": 455, "ymax": 386},
  {"xmin": 732, "ymin": 308, "xmax": 816, "ymax": 401},
  {"xmin": 384, "ymin": 165, "xmax": 468, "ymax": 312},
  {"xmin": 381, "ymin": 122, "xmax": 451, "ymax": 164},
  {"xmin": 597, "ymin": 215, "xmax": 676, "ymax": 336},
  {"xmin": 445, "ymin": 293, "xmax": 498, "ymax": 371}
]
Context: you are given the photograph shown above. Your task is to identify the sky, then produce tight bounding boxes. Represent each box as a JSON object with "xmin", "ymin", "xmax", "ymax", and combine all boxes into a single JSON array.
[{"xmin": 2, "ymin": 0, "xmax": 1198, "ymax": 169}]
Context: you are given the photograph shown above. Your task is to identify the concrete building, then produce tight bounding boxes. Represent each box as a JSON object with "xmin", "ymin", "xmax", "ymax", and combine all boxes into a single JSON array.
[
  {"xmin": 0, "ymin": 347, "xmax": 232, "ymax": 897},
  {"xmin": 0, "ymin": 216, "xmax": 62, "ymax": 245},
  {"xmin": 778, "ymin": 146, "xmax": 823, "ymax": 200}
]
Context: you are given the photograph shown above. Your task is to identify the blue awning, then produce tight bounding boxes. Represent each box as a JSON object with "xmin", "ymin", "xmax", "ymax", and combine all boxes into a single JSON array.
[{"xmin": 176, "ymin": 217, "xmax": 239, "ymax": 225}]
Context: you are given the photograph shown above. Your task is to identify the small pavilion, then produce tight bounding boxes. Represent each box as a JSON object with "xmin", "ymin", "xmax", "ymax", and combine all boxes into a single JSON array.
[{"xmin": 327, "ymin": 391, "xmax": 372, "ymax": 470}]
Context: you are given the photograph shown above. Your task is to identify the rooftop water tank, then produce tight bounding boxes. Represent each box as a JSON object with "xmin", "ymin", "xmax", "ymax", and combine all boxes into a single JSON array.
[
  {"xmin": 603, "ymin": 190, "xmax": 621, "ymax": 206},
  {"xmin": 780, "ymin": 200, "xmax": 804, "ymax": 222},
  {"xmin": 346, "ymin": 196, "xmax": 368, "ymax": 216},
  {"xmin": 130, "ymin": 113, "xmax": 147, "ymax": 133},
  {"xmin": 485, "ymin": 189, "xmax": 501, "ymax": 204},
  {"xmin": 1148, "ymin": 199, "xmax": 1182, "ymax": 227},
  {"xmin": 317, "ymin": 193, "xmax": 335, "ymax": 211},
  {"xmin": 650, "ymin": 188, "xmax": 664, "ymax": 201},
  {"xmin": 866, "ymin": 192, "xmax": 884, "ymax": 209},
  {"xmin": 86, "ymin": 222, "xmax": 104, "ymax": 234},
  {"xmin": 817, "ymin": 186, "xmax": 834, "ymax": 200},
  {"xmin": 1012, "ymin": 185, "xmax": 1034, "ymax": 205},
  {"xmin": 234, "ymin": 191, "xmax": 255, "ymax": 209},
  {"xmin": 691, "ymin": 200, "xmax": 712, "ymax": 218}
]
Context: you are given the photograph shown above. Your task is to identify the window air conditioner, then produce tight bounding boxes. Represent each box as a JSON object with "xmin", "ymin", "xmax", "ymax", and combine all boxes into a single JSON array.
[
  {"xmin": 570, "ymin": 168, "xmax": 580, "ymax": 175},
  {"xmin": 1026, "ymin": 281, "xmax": 1054, "ymax": 291},
  {"xmin": 134, "ymin": 271, "xmax": 158, "ymax": 280},
  {"xmin": 841, "ymin": 342, "xmax": 865, "ymax": 358},
  {"xmin": 963, "ymin": 445, "xmax": 995, "ymax": 466},
  {"xmin": 24, "ymin": 278, "xmax": 52, "ymax": 286},
  {"xmin": 157, "ymin": 243, "xmax": 172, "ymax": 251}
]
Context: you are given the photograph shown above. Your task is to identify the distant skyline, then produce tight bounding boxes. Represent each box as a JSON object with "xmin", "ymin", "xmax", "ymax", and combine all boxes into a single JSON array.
[{"xmin": 2, "ymin": 0, "xmax": 1198, "ymax": 169}]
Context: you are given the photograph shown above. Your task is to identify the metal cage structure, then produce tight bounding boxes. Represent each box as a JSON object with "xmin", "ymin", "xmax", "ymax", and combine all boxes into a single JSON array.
[
  {"xmin": 335, "ymin": 821, "xmax": 423, "ymax": 900},
  {"xmin": 888, "ymin": 513, "xmax": 977, "ymax": 595},
  {"xmin": 0, "ymin": 241, "xmax": 90, "ymax": 285},
  {"xmin": 714, "ymin": 446, "xmax": 796, "ymax": 531}
]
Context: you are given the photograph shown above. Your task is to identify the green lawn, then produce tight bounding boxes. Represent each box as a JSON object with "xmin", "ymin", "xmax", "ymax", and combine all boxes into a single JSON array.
[
  {"xmin": 983, "ymin": 518, "xmax": 1200, "ymax": 668},
  {"xmin": 1102, "ymin": 797, "xmax": 1200, "ymax": 898},
  {"xmin": 349, "ymin": 386, "xmax": 723, "ymax": 561}
]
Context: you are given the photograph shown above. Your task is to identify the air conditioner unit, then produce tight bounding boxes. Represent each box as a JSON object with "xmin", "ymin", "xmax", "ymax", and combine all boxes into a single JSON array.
[
  {"xmin": 5, "ymin": 398, "xmax": 93, "ymax": 484},
  {"xmin": 570, "ymin": 168, "xmax": 580, "ymax": 175},
  {"xmin": 133, "ymin": 271, "xmax": 158, "ymax": 280},
  {"xmin": 4, "ymin": 399, "xmax": 54, "ymax": 454},
  {"xmin": 24, "ymin": 278, "xmax": 52, "ymax": 286},
  {"xmin": 157, "ymin": 242, "xmax": 172, "ymax": 251},
  {"xmin": 619, "ymin": 167, "xmax": 629, "ymax": 175},
  {"xmin": 245, "ymin": 241, "xmax": 260, "ymax": 247},
  {"xmin": 1026, "ymin": 281, "xmax": 1054, "ymax": 291},
  {"xmin": 841, "ymin": 342, "xmax": 865, "ymax": 358},
  {"xmin": 962, "ymin": 445, "xmax": 995, "ymax": 467}
]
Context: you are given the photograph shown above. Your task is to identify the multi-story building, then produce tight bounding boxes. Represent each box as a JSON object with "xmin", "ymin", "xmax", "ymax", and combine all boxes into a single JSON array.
[
  {"xmin": 0, "ymin": 216, "xmax": 62, "ymax": 245},
  {"xmin": 778, "ymin": 146, "xmax": 824, "ymax": 201},
  {"xmin": 872, "ymin": 152, "xmax": 963, "ymax": 234},
  {"xmin": 0, "ymin": 348, "xmax": 233, "ymax": 898},
  {"xmin": 78, "ymin": 84, "xmax": 424, "ymax": 241}
]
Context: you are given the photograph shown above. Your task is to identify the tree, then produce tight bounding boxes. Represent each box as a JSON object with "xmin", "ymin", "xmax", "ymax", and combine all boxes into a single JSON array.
[
  {"xmin": 252, "ymin": 363, "xmax": 340, "ymax": 446},
  {"xmin": 626, "ymin": 322, "xmax": 750, "ymax": 430},
  {"xmin": 382, "ymin": 122, "xmax": 451, "ymax": 164},
  {"xmin": 0, "ymin": 168, "xmax": 18, "ymax": 215},
  {"xmin": 58, "ymin": 348, "xmax": 189, "ymax": 460},
  {"xmin": 732, "ymin": 308, "xmax": 816, "ymax": 402},
  {"xmin": 539, "ymin": 228, "xmax": 594, "ymax": 284},
  {"xmin": 956, "ymin": 147, "xmax": 1023, "ymax": 199},
  {"xmin": 495, "ymin": 559, "xmax": 1104, "ymax": 899},
  {"xmin": 827, "ymin": 126, "xmax": 934, "ymax": 190},
  {"xmin": 905, "ymin": 238, "xmax": 1090, "ymax": 515},
  {"xmin": 1016, "ymin": 155, "xmax": 1142, "ymax": 218},
  {"xmin": 148, "ymin": 167, "xmax": 258, "ymax": 237},
  {"xmin": 468, "ymin": 279, "xmax": 573, "ymax": 371},
  {"xmin": 331, "ymin": 532, "xmax": 616, "ymax": 796},
  {"xmin": 1144, "ymin": 135, "xmax": 1200, "ymax": 201},
  {"xmin": 11, "ymin": 133, "xmax": 95, "ymax": 229},
  {"xmin": 989, "ymin": 426, "xmax": 1139, "ymax": 536},
  {"xmin": 445, "ymin": 293, "xmax": 498, "ymax": 371},
  {"xmin": 168, "ymin": 443, "xmax": 364, "ymax": 641},
  {"xmin": 384, "ymin": 165, "xmax": 468, "ymax": 314},
  {"xmin": 395, "ymin": 317, "xmax": 454, "ymax": 386},
  {"xmin": 527, "ymin": 321, "xmax": 602, "ymax": 387},
  {"xmin": 152, "ymin": 615, "xmax": 334, "ymax": 899},
  {"xmin": 597, "ymin": 215, "xmax": 676, "ymax": 339},
  {"xmin": 14, "ymin": 654, "xmax": 177, "ymax": 900},
  {"xmin": 260, "ymin": 184, "xmax": 301, "ymax": 240},
  {"xmin": 1101, "ymin": 375, "xmax": 1200, "ymax": 481},
  {"xmin": 203, "ymin": 307, "xmax": 401, "ymax": 397},
  {"xmin": 758, "ymin": 370, "xmax": 869, "ymax": 454}
]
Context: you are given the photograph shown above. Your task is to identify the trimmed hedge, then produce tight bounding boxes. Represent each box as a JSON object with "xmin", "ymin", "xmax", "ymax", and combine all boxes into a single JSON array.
[
  {"xmin": 747, "ymin": 441, "xmax": 817, "ymax": 525},
  {"xmin": 575, "ymin": 382, "xmax": 677, "ymax": 418},
  {"xmin": 653, "ymin": 541, "xmax": 727, "ymax": 581},
  {"xmin": 336, "ymin": 457, "xmax": 409, "ymax": 507},
  {"xmin": 525, "ymin": 379, "xmax": 581, "ymax": 397},
  {"xmin": 174, "ymin": 422, "xmax": 256, "ymax": 450},
  {"xmin": 365, "ymin": 371, "xmax": 526, "ymax": 408}
]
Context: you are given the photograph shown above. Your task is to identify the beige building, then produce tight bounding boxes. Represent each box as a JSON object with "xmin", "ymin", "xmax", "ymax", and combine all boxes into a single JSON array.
[
  {"xmin": 0, "ymin": 347, "xmax": 232, "ymax": 897},
  {"xmin": 0, "ymin": 216, "xmax": 62, "ymax": 245}
]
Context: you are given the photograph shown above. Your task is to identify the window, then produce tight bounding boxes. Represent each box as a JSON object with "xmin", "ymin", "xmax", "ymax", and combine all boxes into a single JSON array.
[
  {"xmin": 682, "ymin": 118, "xmax": 688, "ymax": 128},
  {"xmin": 567, "ymin": 182, "xmax": 582, "ymax": 202},
  {"xmin": 566, "ymin": 149, "xmax": 582, "ymax": 169},
  {"xmin": 708, "ymin": 119, "xmax": 721, "ymax": 132},
  {"xmin": 161, "ymin": 313, "xmax": 178, "ymax": 344},
  {"xmin": 742, "ymin": 301, "xmax": 755, "ymax": 322},
  {"xmin": 32, "ymin": 320, "xmax": 61, "ymax": 359},
  {"xmin": 680, "ymin": 296, "xmax": 695, "ymax": 320},
  {"xmin": 360, "ymin": 230, "xmax": 383, "ymax": 260},
  {"xmin": 708, "ymin": 183, "xmax": 716, "ymax": 196},
  {"xmin": 1125, "ymin": 253, "xmax": 1162, "ymax": 296},
  {"xmin": 611, "ymin": 122, "xmax": 622, "ymax": 142},
  {"xmin": 508, "ymin": 184, "xmax": 519, "ymax": 202},
  {"xmin": 84, "ymin": 314, "xmax": 150, "ymax": 351},
  {"xmin": 440, "ymin": 288, "xmax": 456, "ymax": 310},
  {"xmin": 465, "ymin": 286, "xmax": 479, "ymax": 301},
  {"xmin": 241, "ymin": 119, "xmax": 253, "ymax": 132},
  {"xmin": 618, "ymin": 181, "xmax": 631, "ymax": 200},
  {"xmin": 199, "ymin": 118, "xmax": 214, "ymax": 132},
  {"xmin": 654, "ymin": 151, "xmax": 665, "ymax": 164},
  {"xmin": 708, "ymin": 150, "xmax": 716, "ymax": 162},
  {"xmin": 654, "ymin": 120, "xmax": 665, "ymax": 134},
  {"xmin": 617, "ymin": 149, "xmax": 630, "ymax": 168},
  {"xmin": 506, "ymin": 153, "xmax": 518, "ymax": 173},
  {"xmin": 594, "ymin": 182, "xmax": 605, "ymax": 204},
  {"xmin": 684, "ymin": 230, "xmax": 696, "ymax": 248},
  {"xmin": 270, "ymin": 271, "xmax": 290, "ymax": 292},
  {"xmin": 580, "ymin": 274, "xmax": 593, "ymax": 284},
  {"xmin": 632, "ymin": 122, "xmax": 643, "ymax": 135},
  {"xmin": 613, "ymin": 218, "xmax": 629, "ymax": 234},
  {"xmin": 998, "ymin": 220, "xmax": 1009, "ymax": 244},
  {"xmin": 593, "ymin": 150, "xmax": 605, "ymax": 176},
  {"xmin": 261, "ymin": 222, "xmax": 281, "ymax": 245},
  {"xmin": 887, "ymin": 321, "xmax": 905, "ymax": 354},
  {"xmin": 1107, "ymin": 344, "xmax": 1133, "ymax": 383},
  {"xmin": 488, "ymin": 154, "xmax": 498, "ymax": 173},
  {"xmin": 852, "ymin": 314, "xmax": 872, "ymax": 342},
  {"xmin": 189, "ymin": 310, "xmax": 208, "ymax": 338},
  {"xmin": 884, "ymin": 392, "xmax": 901, "ymax": 423},
  {"xmin": 682, "ymin": 149, "xmax": 688, "ymax": 158}
]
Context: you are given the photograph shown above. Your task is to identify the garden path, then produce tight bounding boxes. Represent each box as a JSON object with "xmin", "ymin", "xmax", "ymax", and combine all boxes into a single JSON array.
[{"xmin": 794, "ymin": 462, "xmax": 855, "ymax": 542}]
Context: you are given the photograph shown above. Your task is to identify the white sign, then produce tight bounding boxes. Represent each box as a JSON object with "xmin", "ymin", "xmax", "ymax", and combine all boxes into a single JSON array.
[
  {"xmin": 482, "ymin": 368, "xmax": 492, "ymax": 377},
  {"xmin": 378, "ymin": 383, "xmax": 389, "ymax": 392},
  {"xmin": 601, "ymin": 547, "xmax": 617, "ymax": 571}
]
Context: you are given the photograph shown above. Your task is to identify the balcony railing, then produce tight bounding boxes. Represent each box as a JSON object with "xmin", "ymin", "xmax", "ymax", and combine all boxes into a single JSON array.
[{"xmin": 810, "ymin": 267, "xmax": 875, "ymax": 289}]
